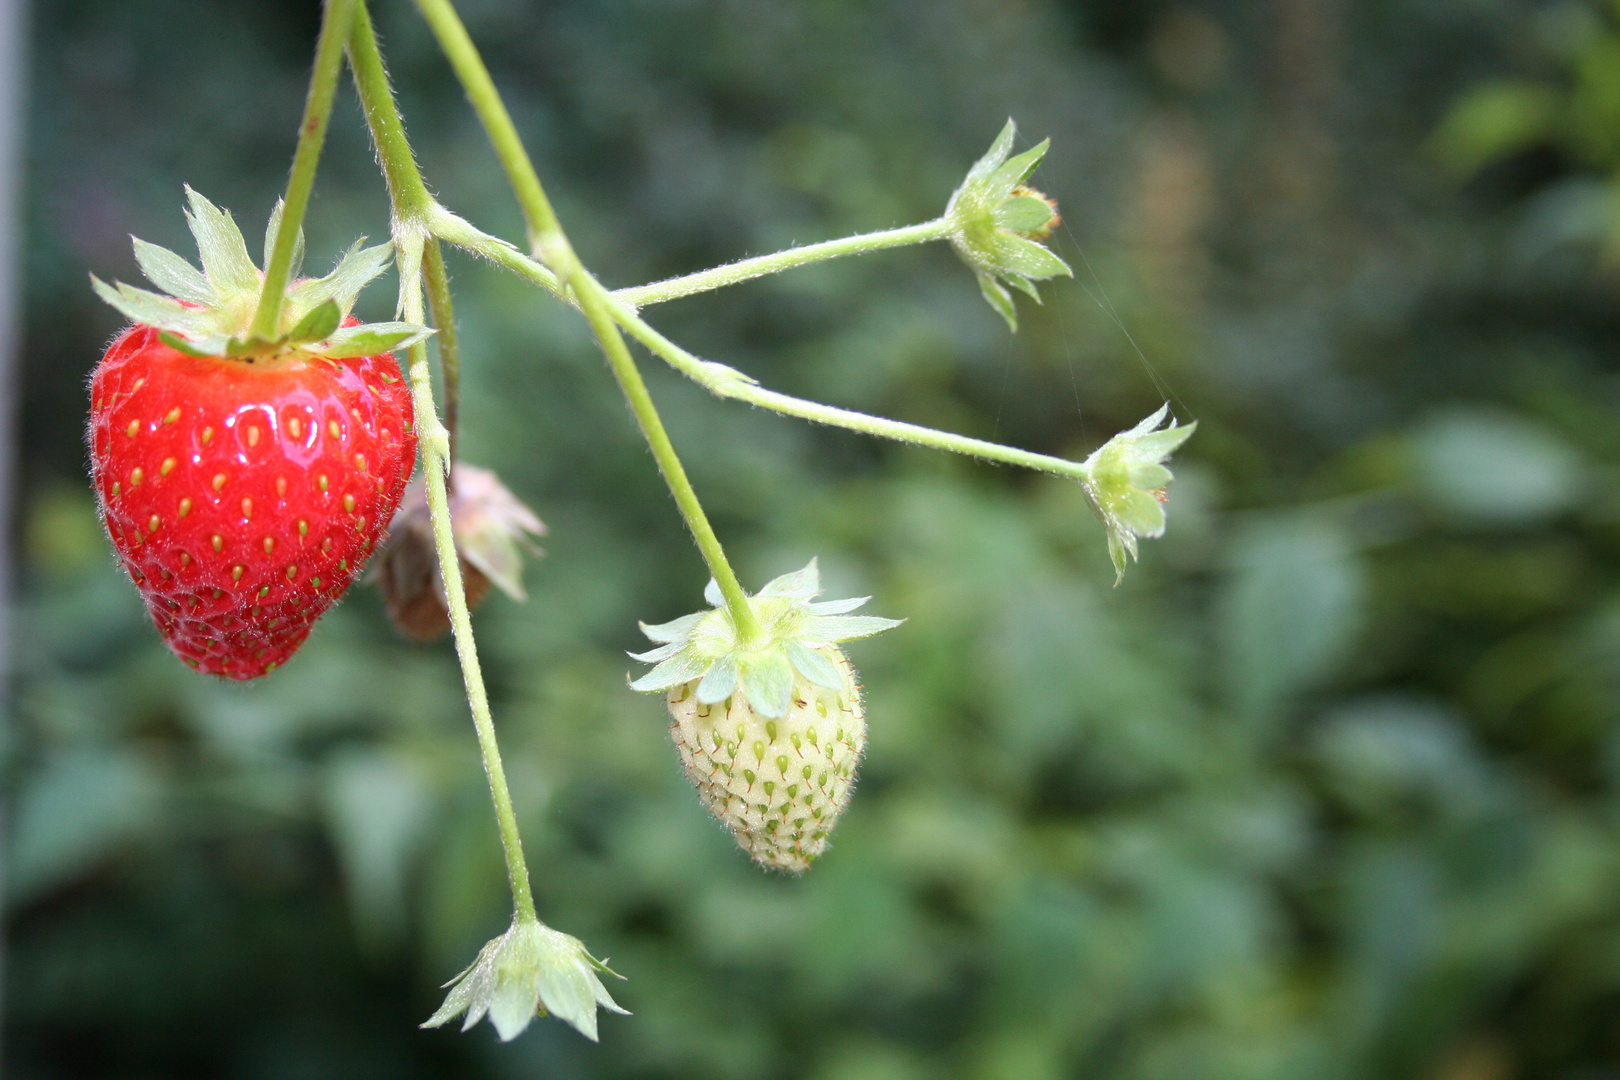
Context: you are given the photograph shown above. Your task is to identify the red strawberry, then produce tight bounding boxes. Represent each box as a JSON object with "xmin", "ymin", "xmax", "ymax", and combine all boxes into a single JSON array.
[{"xmin": 88, "ymin": 188, "xmax": 431, "ymax": 678}]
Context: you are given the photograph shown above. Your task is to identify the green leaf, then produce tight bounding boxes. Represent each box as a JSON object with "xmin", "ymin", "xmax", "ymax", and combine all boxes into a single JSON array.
[
  {"xmin": 627, "ymin": 641, "xmax": 683, "ymax": 664},
  {"xmin": 1002, "ymin": 272, "xmax": 1042, "ymax": 302},
  {"xmin": 786, "ymin": 641, "xmax": 843, "ymax": 691},
  {"xmin": 289, "ymin": 239, "xmax": 393, "ymax": 316},
  {"xmin": 696, "ymin": 652, "xmax": 740, "ymax": 705},
  {"xmin": 802, "ymin": 613, "xmax": 904, "ymax": 644},
  {"xmin": 994, "ymin": 195, "xmax": 1057, "ymax": 234},
  {"xmin": 1414, "ymin": 407, "xmax": 1581, "ymax": 525},
  {"xmin": 321, "ymin": 749, "xmax": 432, "ymax": 947},
  {"xmin": 286, "ymin": 299, "xmax": 342, "ymax": 345},
  {"xmin": 964, "ymin": 119, "xmax": 1018, "ymax": 184},
  {"xmin": 806, "ymin": 596, "xmax": 870, "ymax": 615},
  {"xmin": 262, "ymin": 198, "xmax": 307, "ymax": 283},
  {"xmin": 740, "ymin": 651, "xmax": 793, "ymax": 718},
  {"xmin": 315, "ymin": 322, "xmax": 433, "ymax": 359},
  {"xmin": 988, "ymin": 137, "xmax": 1051, "ymax": 195},
  {"xmin": 977, "ymin": 272, "xmax": 1018, "ymax": 332},
  {"xmin": 640, "ymin": 612, "xmax": 703, "ymax": 643},
  {"xmin": 7, "ymin": 749, "xmax": 161, "ymax": 906},
  {"xmin": 132, "ymin": 238, "xmax": 214, "ymax": 304},
  {"xmin": 1221, "ymin": 517, "xmax": 1364, "ymax": 727},
  {"xmin": 91, "ymin": 275, "xmax": 217, "ymax": 337},
  {"xmin": 157, "ymin": 330, "xmax": 222, "ymax": 357},
  {"xmin": 987, "ymin": 234, "xmax": 1072, "ymax": 280},
  {"xmin": 1430, "ymin": 80, "xmax": 1558, "ymax": 178},
  {"xmin": 1128, "ymin": 424, "xmax": 1197, "ymax": 462},
  {"xmin": 628, "ymin": 647, "xmax": 710, "ymax": 693},
  {"xmin": 183, "ymin": 186, "xmax": 261, "ymax": 296},
  {"xmin": 758, "ymin": 558, "xmax": 821, "ymax": 600}
]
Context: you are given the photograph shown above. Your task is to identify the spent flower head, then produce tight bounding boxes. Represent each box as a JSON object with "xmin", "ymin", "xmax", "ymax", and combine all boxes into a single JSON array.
[
  {"xmin": 628, "ymin": 558, "xmax": 901, "ymax": 719},
  {"xmin": 423, "ymin": 916, "xmax": 628, "ymax": 1042},
  {"xmin": 1079, "ymin": 405, "xmax": 1197, "ymax": 583},
  {"xmin": 373, "ymin": 463, "xmax": 546, "ymax": 640},
  {"xmin": 946, "ymin": 119, "xmax": 1072, "ymax": 332}
]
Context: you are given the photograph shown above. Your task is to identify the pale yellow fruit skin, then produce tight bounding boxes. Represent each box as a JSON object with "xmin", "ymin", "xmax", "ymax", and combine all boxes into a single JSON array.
[{"xmin": 666, "ymin": 646, "xmax": 865, "ymax": 872}]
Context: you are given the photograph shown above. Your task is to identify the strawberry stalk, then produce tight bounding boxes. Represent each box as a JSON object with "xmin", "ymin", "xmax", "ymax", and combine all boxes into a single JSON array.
[
  {"xmin": 421, "ymin": 238, "xmax": 462, "ymax": 473},
  {"xmin": 613, "ymin": 217, "xmax": 954, "ymax": 308},
  {"xmin": 411, "ymin": 0, "xmax": 765, "ymax": 643},
  {"xmin": 422, "ymin": 215, "xmax": 1104, "ymax": 483},
  {"xmin": 249, "ymin": 0, "xmax": 357, "ymax": 343},
  {"xmin": 348, "ymin": 0, "xmax": 537, "ymax": 925}
]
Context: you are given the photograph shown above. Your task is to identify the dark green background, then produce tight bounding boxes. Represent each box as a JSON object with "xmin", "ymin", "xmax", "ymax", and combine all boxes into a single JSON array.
[{"xmin": 11, "ymin": 0, "xmax": 1620, "ymax": 1077}]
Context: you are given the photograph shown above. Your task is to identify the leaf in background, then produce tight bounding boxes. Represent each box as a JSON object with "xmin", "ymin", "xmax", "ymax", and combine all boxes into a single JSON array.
[
  {"xmin": 321, "ymin": 748, "xmax": 434, "ymax": 949},
  {"xmin": 7, "ymin": 748, "xmax": 161, "ymax": 907},
  {"xmin": 1429, "ymin": 80, "xmax": 1559, "ymax": 177},
  {"xmin": 1220, "ymin": 516, "xmax": 1364, "ymax": 730},
  {"xmin": 1413, "ymin": 407, "xmax": 1583, "ymax": 526},
  {"xmin": 1314, "ymin": 697, "xmax": 1494, "ymax": 822}
]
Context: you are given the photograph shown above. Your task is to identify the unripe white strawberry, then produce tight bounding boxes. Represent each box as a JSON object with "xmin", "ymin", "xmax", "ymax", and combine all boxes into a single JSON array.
[
  {"xmin": 666, "ymin": 645, "xmax": 864, "ymax": 872},
  {"xmin": 630, "ymin": 560, "xmax": 899, "ymax": 873}
]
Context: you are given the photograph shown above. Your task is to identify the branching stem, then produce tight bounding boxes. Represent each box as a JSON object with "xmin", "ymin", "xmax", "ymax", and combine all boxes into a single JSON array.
[
  {"xmin": 431, "ymin": 213, "xmax": 1093, "ymax": 483},
  {"xmin": 413, "ymin": 0, "xmax": 764, "ymax": 643}
]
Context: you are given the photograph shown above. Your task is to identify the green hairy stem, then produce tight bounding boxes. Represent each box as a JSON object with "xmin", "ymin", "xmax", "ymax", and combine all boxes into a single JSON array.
[
  {"xmin": 428, "ymin": 214, "xmax": 1093, "ymax": 484},
  {"xmin": 347, "ymin": 0, "xmax": 1094, "ymax": 922},
  {"xmin": 251, "ymin": 0, "xmax": 357, "ymax": 341},
  {"xmin": 421, "ymin": 238, "xmax": 462, "ymax": 471},
  {"xmin": 613, "ymin": 218, "xmax": 952, "ymax": 308},
  {"xmin": 412, "ymin": 0, "xmax": 765, "ymax": 644},
  {"xmin": 348, "ymin": 0, "xmax": 536, "ymax": 925}
]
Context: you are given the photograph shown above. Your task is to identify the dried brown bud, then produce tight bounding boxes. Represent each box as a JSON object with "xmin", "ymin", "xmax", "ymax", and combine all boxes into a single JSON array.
[{"xmin": 372, "ymin": 464, "xmax": 545, "ymax": 641}]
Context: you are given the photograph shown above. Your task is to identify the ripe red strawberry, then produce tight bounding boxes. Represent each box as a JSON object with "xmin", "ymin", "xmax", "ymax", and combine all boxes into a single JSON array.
[{"xmin": 88, "ymin": 188, "xmax": 430, "ymax": 678}]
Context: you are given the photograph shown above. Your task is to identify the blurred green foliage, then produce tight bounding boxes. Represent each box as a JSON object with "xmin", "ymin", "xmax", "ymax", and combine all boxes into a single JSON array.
[{"xmin": 12, "ymin": 0, "xmax": 1620, "ymax": 1077}]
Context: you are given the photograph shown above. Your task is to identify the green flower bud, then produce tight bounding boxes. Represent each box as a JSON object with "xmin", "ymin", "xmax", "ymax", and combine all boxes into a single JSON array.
[
  {"xmin": 945, "ymin": 120, "xmax": 1073, "ymax": 332},
  {"xmin": 422, "ymin": 916, "xmax": 628, "ymax": 1042},
  {"xmin": 1078, "ymin": 405, "xmax": 1197, "ymax": 583}
]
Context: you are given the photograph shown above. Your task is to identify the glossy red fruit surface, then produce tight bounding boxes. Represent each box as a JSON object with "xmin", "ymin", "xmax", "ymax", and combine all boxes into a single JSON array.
[{"xmin": 88, "ymin": 323, "xmax": 416, "ymax": 678}]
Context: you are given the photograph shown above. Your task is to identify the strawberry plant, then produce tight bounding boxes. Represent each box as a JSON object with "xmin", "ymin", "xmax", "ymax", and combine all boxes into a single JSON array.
[{"xmin": 85, "ymin": 0, "xmax": 1193, "ymax": 1043}]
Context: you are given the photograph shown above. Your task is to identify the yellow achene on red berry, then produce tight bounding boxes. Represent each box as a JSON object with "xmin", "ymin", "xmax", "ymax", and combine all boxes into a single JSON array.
[{"xmin": 89, "ymin": 324, "xmax": 416, "ymax": 678}]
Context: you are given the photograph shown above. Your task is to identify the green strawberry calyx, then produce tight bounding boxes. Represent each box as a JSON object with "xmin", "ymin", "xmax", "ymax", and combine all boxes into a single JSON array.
[
  {"xmin": 422, "ymin": 915, "xmax": 628, "ymax": 1042},
  {"xmin": 1078, "ymin": 405, "xmax": 1198, "ymax": 583},
  {"xmin": 90, "ymin": 186, "xmax": 433, "ymax": 362},
  {"xmin": 629, "ymin": 559, "xmax": 902, "ymax": 719},
  {"xmin": 945, "ymin": 119, "xmax": 1072, "ymax": 333}
]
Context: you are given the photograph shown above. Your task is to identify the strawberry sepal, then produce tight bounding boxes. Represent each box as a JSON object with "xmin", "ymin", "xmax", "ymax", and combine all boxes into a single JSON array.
[{"xmin": 92, "ymin": 186, "xmax": 431, "ymax": 363}]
